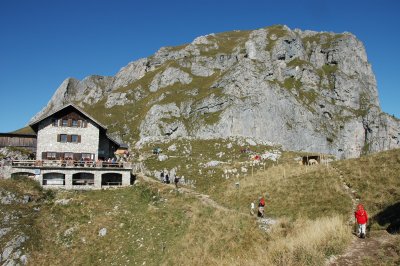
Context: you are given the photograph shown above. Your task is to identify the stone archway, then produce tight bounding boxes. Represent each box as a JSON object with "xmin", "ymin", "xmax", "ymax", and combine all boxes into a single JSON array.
[
  {"xmin": 43, "ymin": 172, "xmax": 65, "ymax": 185},
  {"xmin": 72, "ymin": 172, "xmax": 94, "ymax": 186},
  {"xmin": 101, "ymin": 173, "xmax": 122, "ymax": 186},
  {"xmin": 11, "ymin": 172, "xmax": 35, "ymax": 178}
]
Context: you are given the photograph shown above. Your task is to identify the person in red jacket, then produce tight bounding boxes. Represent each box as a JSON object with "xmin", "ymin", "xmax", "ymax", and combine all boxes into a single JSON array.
[{"xmin": 355, "ymin": 204, "xmax": 368, "ymax": 238}]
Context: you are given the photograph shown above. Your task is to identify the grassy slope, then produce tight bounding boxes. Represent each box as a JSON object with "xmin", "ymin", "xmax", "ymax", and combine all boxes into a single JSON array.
[
  {"xmin": 333, "ymin": 149, "xmax": 400, "ymax": 229},
  {"xmin": 0, "ymin": 178, "xmax": 45, "ymax": 255},
  {"xmin": 2, "ymin": 149, "xmax": 399, "ymax": 265},
  {"xmin": 1, "ymin": 177, "xmax": 349, "ymax": 266},
  {"xmin": 10, "ymin": 126, "xmax": 36, "ymax": 135}
]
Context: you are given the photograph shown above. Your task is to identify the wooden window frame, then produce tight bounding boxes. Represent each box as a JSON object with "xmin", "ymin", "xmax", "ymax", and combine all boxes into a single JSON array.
[
  {"xmin": 71, "ymin": 135, "xmax": 80, "ymax": 143},
  {"xmin": 64, "ymin": 152, "xmax": 74, "ymax": 160},
  {"xmin": 60, "ymin": 134, "xmax": 68, "ymax": 143},
  {"xmin": 47, "ymin": 152, "xmax": 57, "ymax": 159},
  {"xmin": 81, "ymin": 153, "xmax": 92, "ymax": 161}
]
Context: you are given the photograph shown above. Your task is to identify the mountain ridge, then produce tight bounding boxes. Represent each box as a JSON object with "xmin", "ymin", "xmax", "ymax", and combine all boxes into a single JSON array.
[{"xmin": 30, "ymin": 25, "xmax": 400, "ymax": 158}]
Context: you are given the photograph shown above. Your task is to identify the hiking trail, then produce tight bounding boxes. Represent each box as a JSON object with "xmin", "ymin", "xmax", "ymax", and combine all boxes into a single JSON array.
[
  {"xmin": 138, "ymin": 174, "xmax": 229, "ymax": 212},
  {"xmin": 328, "ymin": 166, "xmax": 400, "ymax": 265},
  {"xmin": 138, "ymin": 174, "xmax": 276, "ymax": 230}
]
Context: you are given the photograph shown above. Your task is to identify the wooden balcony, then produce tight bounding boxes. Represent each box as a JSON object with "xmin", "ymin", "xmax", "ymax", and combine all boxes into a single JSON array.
[{"xmin": 11, "ymin": 160, "xmax": 132, "ymax": 169}]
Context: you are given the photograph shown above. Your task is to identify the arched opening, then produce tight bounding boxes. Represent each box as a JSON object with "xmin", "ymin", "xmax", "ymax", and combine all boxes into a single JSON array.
[
  {"xmin": 72, "ymin": 173, "xmax": 94, "ymax": 186},
  {"xmin": 11, "ymin": 172, "xmax": 35, "ymax": 179},
  {"xmin": 101, "ymin": 173, "xmax": 122, "ymax": 186},
  {"xmin": 43, "ymin": 173, "xmax": 65, "ymax": 185}
]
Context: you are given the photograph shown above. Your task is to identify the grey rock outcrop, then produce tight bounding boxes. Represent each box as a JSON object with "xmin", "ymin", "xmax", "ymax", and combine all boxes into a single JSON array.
[
  {"xmin": 105, "ymin": 92, "xmax": 132, "ymax": 108},
  {"xmin": 149, "ymin": 67, "xmax": 192, "ymax": 92},
  {"xmin": 30, "ymin": 75, "xmax": 114, "ymax": 122},
  {"xmin": 30, "ymin": 25, "xmax": 400, "ymax": 158},
  {"xmin": 0, "ymin": 190, "xmax": 30, "ymax": 205},
  {"xmin": 1, "ymin": 235, "xmax": 29, "ymax": 265},
  {"xmin": 113, "ymin": 58, "xmax": 150, "ymax": 89}
]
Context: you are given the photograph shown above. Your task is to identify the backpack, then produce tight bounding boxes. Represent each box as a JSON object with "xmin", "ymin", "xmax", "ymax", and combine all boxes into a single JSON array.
[{"xmin": 259, "ymin": 198, "xmax": 265, "ymax": 207}]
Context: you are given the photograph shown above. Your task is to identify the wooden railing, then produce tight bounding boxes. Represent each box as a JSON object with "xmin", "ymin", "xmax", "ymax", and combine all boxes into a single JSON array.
[{"xmin": 11, "ymin": 160, "xmax": 132, "ymax": 169}]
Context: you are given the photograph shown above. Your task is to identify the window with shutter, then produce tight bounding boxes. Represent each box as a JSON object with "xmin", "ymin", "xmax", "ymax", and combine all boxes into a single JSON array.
[
  {"xmin": 71, "ymin": 135, "xmax": 79, "ymax": 143},
  {"xmin": 60, "ymin": 134, "xmax": 67, "ymax": 143}
]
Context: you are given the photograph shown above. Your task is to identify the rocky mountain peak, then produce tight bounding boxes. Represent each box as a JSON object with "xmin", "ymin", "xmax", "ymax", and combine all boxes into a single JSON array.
[{"xmin": 31, "ymin": 25, "xmax": 400, "ymax": 158}]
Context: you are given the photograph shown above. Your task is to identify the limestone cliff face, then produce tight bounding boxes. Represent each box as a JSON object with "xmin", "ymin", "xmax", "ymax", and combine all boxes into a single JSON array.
[{"xmin": 31, "ymin": 25, "xmax": 400, "ymax": 158}]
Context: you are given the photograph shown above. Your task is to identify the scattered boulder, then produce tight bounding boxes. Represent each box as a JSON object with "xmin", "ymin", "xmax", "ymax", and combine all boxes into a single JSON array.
[
  {"xmin": 55, "ymin": 199, "xmax": 71, "ymax": 205},
  {"xmin": 158, "ymin": 154, "xmax": 168, "ymax": 161},
  {"xmin": 167, "ymin": 144, "xmax": 177, "ymax": 151},
  {"xmin": 98, "ymin": 228, "xmax": 107, "ymax": 237},
  {"xmin": 204, "ymin": 161, "xmax": 223, "ymax": 167}
]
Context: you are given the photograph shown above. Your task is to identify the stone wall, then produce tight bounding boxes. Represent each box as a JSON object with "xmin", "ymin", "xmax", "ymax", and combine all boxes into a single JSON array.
[
  {"xmin": 10, "ymin": 167, "xmax": 131, "ymax": 189},
  {"xmin": 38, "ymin": 168, "xmax": 131, "ymax": 189},
  {"xmin": 36, "ymin": 117, "xmax": 100, "ymax": 160}
]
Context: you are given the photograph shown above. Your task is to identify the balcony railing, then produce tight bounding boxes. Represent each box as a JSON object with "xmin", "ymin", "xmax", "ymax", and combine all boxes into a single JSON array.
[{"xmin": 11, "ymin": 160, "xmax": 132, "ymax": 169}]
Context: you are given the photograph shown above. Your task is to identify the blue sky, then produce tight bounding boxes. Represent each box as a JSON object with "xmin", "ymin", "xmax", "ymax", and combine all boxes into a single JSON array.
[{"xmin": 0, "ymin": 0, "xmax": 399, "ymax": 132}]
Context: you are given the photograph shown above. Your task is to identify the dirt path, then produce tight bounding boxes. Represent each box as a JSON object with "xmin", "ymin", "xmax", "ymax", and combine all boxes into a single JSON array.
[
  {"xmin": 329, "ymin": 230, "xmax": 399, "ymax": 266},
  {"xmin": 138, "ymin": 174, "xmax": 230, "ymax": 212},
  {"xmin": 328, "ymin": 167, "xmax": 400, "ymax": 265},
  {"xmin": 331, "ymin": 166, "xmax": 359, "ymax": 223}
]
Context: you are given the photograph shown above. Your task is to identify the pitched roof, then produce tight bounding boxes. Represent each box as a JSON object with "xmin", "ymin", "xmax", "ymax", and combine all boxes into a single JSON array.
[
  {"xmin": 106, "ymin": 133, "xmax": 125, "ymax": 147},
  {"xmin": 29, "ymin": 103, "xmax": 107, "ymax": 132},
  {"xmin": 0, "ymin": 132, "xmax": 37, "ymax": 138}
]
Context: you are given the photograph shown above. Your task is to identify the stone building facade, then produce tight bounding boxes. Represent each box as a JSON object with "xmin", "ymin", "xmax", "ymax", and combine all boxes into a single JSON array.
[
  {"xmin": 30, "ymin": 104, "xmax": 118, "ymax": 161},
  {"xmin": 10, "ymin": 104, "xmax": 134, "ymax": 189}
]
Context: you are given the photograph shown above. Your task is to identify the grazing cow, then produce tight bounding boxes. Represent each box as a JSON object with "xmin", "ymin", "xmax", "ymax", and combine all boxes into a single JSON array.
[{"xmin": 308, "ymin": 159, "xmax": 318, "ymax": 165}]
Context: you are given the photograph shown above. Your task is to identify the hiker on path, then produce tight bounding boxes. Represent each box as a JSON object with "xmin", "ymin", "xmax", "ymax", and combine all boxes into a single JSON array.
[
  {"xmin": 250, "ymin": 202, "xmax": 255, "ymax": 215},
  {"xmin": 174, "ymin": 176, "xmax": 180, "ymax": 188},
  {"xmin": 355, "ymin": 204, "xmax": 368, "ymax": 238},
  {"xmin": 258, "ymin": 197, "xmax": 265, "ymax": 218},
  {"xmin": 160, "ymin": 171, "xmax": 165, "ymax": 183}
]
